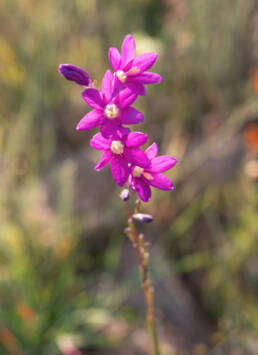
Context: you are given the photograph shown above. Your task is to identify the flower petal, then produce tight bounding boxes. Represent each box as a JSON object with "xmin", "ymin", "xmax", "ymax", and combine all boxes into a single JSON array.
[
  {"xmin": 108, "ymin": 47, "xmax": 121, "ymax": 71},
  {"xmin": 121, "ymin": 35, "xmax": 136, "ymax": 68},
  {"xmin": 110, "ymin": 156, "xmax": 129, "ymax": 186},
  {"xmin": 121, "ymin": 107, "xmax": 144, "ymax": 125},
  {"xmin": 124, "ymin": 148, "xmax": 150, "ymax": 168},
  {"xmin": 114, "ymin": 75, "xmax": 126, "ymax": 92},
  {"xmin": 123, "ymin": 59, "xmax": 134, "ymax": 72},
  {"xmin": 90, "ymin": 132, "xmax": 110, "ymax": 150},
  {"xmin": 118, "ymin": 88, "xmax": 137, "ymax": 108},
  {"xmin": 136, "ymin": 72, "xmax": 162, "ymax": 84},
  {"xmin": 116, "ymin": 125, "xmax": 130, "ymax": 138},
  {"xmin": 82, "ymin": 88, "xmax": 104, "ymax": 109},
  {"xmin": 94, "ymin": 150, "xmax": 112, "ymax": 171},
  {"xmin": 76, "ymin": 110, "xmax": 103, "ymax": 130},
  {"xmin": 101, "ymin": 70, "xmax": 115, "ymax": 102},
  {"xmin": 133, "ymin": 52, "xmax": 158, "ymax": 72},
  {"xmin": 145, "ymin": 143, "xmax": 158, "ymax": 159},
  {"xmin": 126, "ymin": 80, "xmax": 146, "ymax": 96},
  {"xmin": 100, "ymin": 120, "xmax": 121, "ymax": 138},
  {"xmin": 148, "ymin": 156, "xmax": 178, "ymax": 173},
  {"xmin": 134, "ymin": 178, "xmax": 152, "ymax": 202},
  {"xmin": 149, "ymin": 173, "xmax": 174, "ymax": 190},
  {"xmin": 126, "ymin": 132, "xmax": 148, "ymax": 148}
]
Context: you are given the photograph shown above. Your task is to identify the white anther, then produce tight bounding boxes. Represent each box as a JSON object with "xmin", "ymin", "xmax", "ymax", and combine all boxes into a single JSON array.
[{"xmin": 116, "ymin": 70, "xmax": 127, "ymax": 83}]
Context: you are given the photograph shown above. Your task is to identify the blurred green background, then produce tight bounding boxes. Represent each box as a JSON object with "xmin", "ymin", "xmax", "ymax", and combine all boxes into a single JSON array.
[{"xmin": 0, "ymin": 0, "xmax": 258, "ymax": 354}]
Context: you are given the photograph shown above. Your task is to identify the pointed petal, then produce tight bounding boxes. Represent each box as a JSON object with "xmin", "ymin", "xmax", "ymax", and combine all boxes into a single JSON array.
[
  {"xmin": 149, "ymin": 173, "xmax": 174, "ymax": 190},
  {"xmin": 148, "ymin": 156, "xmax": 178, "ymax": 173},
  {"xmin": 126, "ymin": 80, "xmax": 146, "ymax": 96},
  {"xmin": 76, "ymin": 110, "xmax": 103, "ymax": 130},
  {"xmin": 124, "ymin": 148, "xmax": 150, "ymax": 168},
  {"xmin": 101, "ymin": 70, "xmax": 115, "ymax": 102},
  {"xmin": 123, "ymin": 59, "xmax": 134, "ymax": 72},
  {"xmin": 90, "ymin": 132, "xmax": 110, "ymax": 150},
  {"xmin": 94, "ymin": 150, "xmax": 112, "ymax": 171},
  {"xmin": 126, "ymin": 132, "xmax": 148, "ymax": 148},
  {"xmin": 133, "ymin": 52, "xmax": 158, "ymax": 72},
  {"xmin": 121, "ymin": 107, "xmax": 144, "ymax": 125},
  {"xmin": 110, "ymin": 156, "xmax": 129, "ymax": 186},
  {"xmin": 108, "ymin": 47, "xmax": 121, "ymax": 71},
  {"xmin": 82, "ymin": 88, "xmax": 104, "ymax": 109},
  {"xmin": 134, "ymin": 178, "xmax": 152, "ymax": 202},
  {"xmin": 121, "ymin": 35, "xmax": 136, "ymax": 68},
  {"xmin": 136, "ymin": 72, "xmax": 162, "ymax": 84},
  {"xmin": 118, "ymin": 88, "xmax": 137, "ymax": 108},
  {"xmin": 145, "ymin": 143, "xmax": 158, "ymax": 159}
]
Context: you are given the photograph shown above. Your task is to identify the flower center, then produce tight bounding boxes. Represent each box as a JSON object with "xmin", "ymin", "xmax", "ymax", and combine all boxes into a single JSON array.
[
  {"xmin": 111, "ymin": 140, "xmax": 124, "ymax": 155},
  {"xmin": 133, "ymin": 166, "xmax": 144, "ymax": 178},
  {"xmin": 116, "ymin": 70, "xmax": 127, "ymax": 83},
  {"xmin": 104, "ymin": 104, "xmax": 119, "ymax": 119}
]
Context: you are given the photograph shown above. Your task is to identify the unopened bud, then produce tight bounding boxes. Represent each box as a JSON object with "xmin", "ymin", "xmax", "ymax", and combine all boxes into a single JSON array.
[
  {"xmin": 59, "ymin": 64, "xmax": 91, "ymax": 86},
  {"xmin": 132, "ymin": 213, "xmax": 153, "ymax": 223},
  {"xmin": 120, "ymin": 189, "xmax": 130, "ymax": 201}
]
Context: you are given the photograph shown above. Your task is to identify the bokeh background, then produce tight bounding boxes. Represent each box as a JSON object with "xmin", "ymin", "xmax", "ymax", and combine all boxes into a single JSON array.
[{"xmin": 1, "ymin": 0, "xmax": 258, "ymax": 354}]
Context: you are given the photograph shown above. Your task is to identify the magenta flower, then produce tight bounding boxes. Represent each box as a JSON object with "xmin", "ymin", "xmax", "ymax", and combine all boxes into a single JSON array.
[
  {"xmin": 59, "ymin": 34, "xmax": 177, "ymax": 202},
  {"xmin": 59, "ymin": 64, "xmax": 91, "ymax": 87},
  {"xmin": 77, "ymin": 70, "xmax": 144, "ymax": 138},
  {"xmin": 90, "ymin": 131, "xmax": 150, "ymax": 186},
  {"xmin": 129, "ymin": 143, "xmax": 177, "ymax": 202},
  {"xmin": 108, "ymin": 35, "xmax": 162, "ymax": 96}
]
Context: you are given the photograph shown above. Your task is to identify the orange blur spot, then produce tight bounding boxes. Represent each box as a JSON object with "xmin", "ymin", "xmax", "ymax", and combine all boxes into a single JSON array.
[
  {"xmin": 244, "ymin": 124, "xmax": 258, "ymax": 152},
  {"xmin": 16, "ymin": 302, "xmax": 36, "ymax": 325},
  {"xmin": 249, "ymin": 67, "xmax": 258, "ymax": 94},
  {"xmin": 0, "ymin": 328, "xmax": 15, "ymax": 347}
]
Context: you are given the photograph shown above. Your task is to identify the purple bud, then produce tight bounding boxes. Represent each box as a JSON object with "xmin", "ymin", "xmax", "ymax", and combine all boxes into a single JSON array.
[
  {"xmin": 58, "ymin": 64, "xmax": 91, "ymax": 86},
  {"xmin": 132, "ymin": 213, "xmax": 153, "ymax": 223},
  {"xmin": 120, "ymin": 189, "xmax": 130, "ymax": 201}
]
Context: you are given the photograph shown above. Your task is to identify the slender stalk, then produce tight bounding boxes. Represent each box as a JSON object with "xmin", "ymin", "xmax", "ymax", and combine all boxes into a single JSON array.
[{"xmin": 124, "ymin": 200, "xmax": 161, "ymax": 355}]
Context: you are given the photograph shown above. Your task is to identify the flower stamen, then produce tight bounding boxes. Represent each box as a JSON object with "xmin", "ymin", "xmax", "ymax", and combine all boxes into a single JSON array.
[
  {"xmin": 111, "ymin": 140, "xmax": 124, "ymax": 154},
  {"xmin": 133, "ymin": 166, "xmax": 144, "ymax": 178},
  {"xmin": 104, "ymin": 104, "xmax": 119, "ymax": 119},
  {"xmin": 127, "ymin": 67, "xmax": 140, "ymax": 75},
  {"xmin": 143, "ymin": 172, "xmax": 153, "ymax": 180},
  {"xmin": 116, "ymin": 70, "xmax": 127, "ymax": 83}
]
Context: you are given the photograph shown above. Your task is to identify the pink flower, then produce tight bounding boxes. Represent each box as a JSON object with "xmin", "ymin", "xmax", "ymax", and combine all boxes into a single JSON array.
[
  {"xmin": 129, "ymin": 143, "xmax": 177, "ymax": 202},
  {"xmin": 109, "ymin": 35, "xmax": 162, "ymax": 96},
  {"xmin": 90, "ymin": 131, "xmax": 150, "ymax": 186},
  {"xmin": 77, "ymin": 70, "xmax": 144, "ymax": 138}
]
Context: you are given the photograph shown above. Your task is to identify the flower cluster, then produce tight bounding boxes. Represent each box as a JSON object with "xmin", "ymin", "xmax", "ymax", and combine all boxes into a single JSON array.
[{"xmin": 59, "ymin": 35, "xmax": 177, "ymax": 202}]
